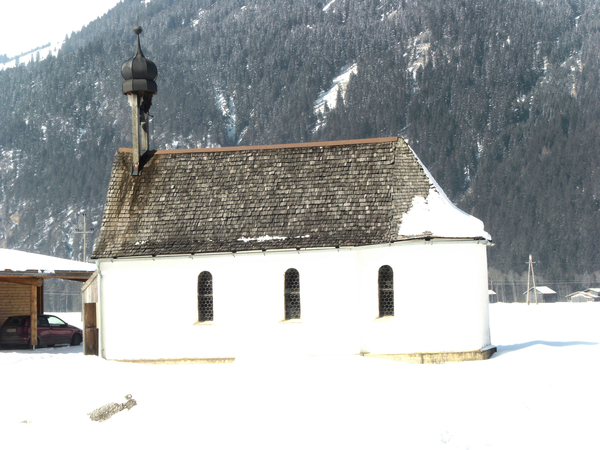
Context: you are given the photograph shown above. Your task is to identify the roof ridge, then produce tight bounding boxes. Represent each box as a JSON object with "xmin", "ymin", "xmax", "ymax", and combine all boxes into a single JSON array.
[{"xmin": 118, "ymin": 136, "xmax": 399, "ymax": 155}]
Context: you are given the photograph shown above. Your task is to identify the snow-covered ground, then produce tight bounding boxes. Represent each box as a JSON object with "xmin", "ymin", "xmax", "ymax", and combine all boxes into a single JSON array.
[
  {"xmin": 0, "ymin": 40, "xmax": 63, "ymax": 71},
  {"xmin": 313, "ymin": 63, "xmax": 358, "ymax": 132},
  {"xmin": 1, "ymin": 304, "xmax": 598, "ymax": 449},
  {"xmin": 313, "ymin": 63, "xmax": 358, "ymax": 116}
]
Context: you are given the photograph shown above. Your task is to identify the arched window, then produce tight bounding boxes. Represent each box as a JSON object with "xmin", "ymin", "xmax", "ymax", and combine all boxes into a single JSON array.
[
  {"xmin": 198, "ymin": 271, "xmax": 214, "ymax": 322},
  {"xmin": 284, "ymin": 268, "xmax": 301, "ymax": 320},
  {"xmin": 378, "ymin": 265, "xmax": 394, "ymax": 317}
]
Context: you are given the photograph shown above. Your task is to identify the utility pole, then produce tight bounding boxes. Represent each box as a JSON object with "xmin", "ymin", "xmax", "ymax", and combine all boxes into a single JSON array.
[
  {"xmin": 74, "ymin": 213, "xmax": 94, "ymax": 262},
  {"xmin": 526, "ymin": 254, "xmax": 538, "ymax": 305}
]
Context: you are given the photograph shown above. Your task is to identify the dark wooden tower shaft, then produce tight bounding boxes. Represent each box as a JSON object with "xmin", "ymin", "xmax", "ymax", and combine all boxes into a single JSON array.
[{"xmin": 121, "ymin": 26, "xmax": 158, "ymax": 175}]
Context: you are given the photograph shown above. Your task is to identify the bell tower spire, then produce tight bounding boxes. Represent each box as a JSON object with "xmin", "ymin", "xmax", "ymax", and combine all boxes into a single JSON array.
[{"xmin": 121, "ymin": 26, "xmax": 158, "ymax": 175}]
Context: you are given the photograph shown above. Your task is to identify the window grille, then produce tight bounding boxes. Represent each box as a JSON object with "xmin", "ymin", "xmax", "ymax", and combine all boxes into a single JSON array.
[
  {"xmin": 198, "ymin": 271, "xmax": 214, "ymax": 322},
  {"xmin": 378, "ymin": 265, "xmax": 394, "ymax": 317},
  {"xmin": 284, "ymin": 268, "xmax": 301, "ymax": 320}
]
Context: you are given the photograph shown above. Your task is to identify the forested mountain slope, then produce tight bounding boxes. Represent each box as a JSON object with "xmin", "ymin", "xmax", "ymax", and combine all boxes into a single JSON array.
[{"xmin": 1, "ymin": 0, "xmax": 599, "ymax": 302}]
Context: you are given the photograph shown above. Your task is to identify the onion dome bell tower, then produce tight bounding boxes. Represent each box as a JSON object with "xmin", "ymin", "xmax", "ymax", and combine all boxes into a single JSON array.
[{"xmin": 121, "ymin": 26, "xmax": 157, "ymax": 175}]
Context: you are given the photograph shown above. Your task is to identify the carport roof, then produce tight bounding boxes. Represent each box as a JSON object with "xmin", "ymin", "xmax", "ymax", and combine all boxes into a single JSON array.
[{"xmin": 0, "ymin": 249, "xmax": 95, "ymax": 281}]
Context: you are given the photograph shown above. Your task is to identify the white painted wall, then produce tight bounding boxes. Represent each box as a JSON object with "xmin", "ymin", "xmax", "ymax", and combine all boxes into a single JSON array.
[
  {"xmin": 357, "ymin": 240, "xmax": 491, "ymax": 355},
  {"xmin": 97, "ymin": 239, "xmax": 490, "ymax": 361}
]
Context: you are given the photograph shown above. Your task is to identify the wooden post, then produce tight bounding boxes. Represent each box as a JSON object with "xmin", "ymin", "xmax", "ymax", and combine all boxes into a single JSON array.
[
  {"xmin": 526, "ymin": 254, "xmax": 538, "ymax": 305},
  {"xmin": 30, "ymin": 285, "xmax": 37, "ymax": 348},
  {"xmin": 531, "ymin": 255, "xmax": 538, "ymax": 305},
  {"xmin": 526, "ymin": 255, "xmax": 531, "ymax": 305},
  {"xmin": 37, "ymin": 279, "xmax": 44, "ymax": 314},
  {"xmin": 84, "ymin": 303, "xmax": 98, "ymax": 356},
  {"xmin": 75, "ymin": 214, "xmax": 94, "ymax": 262}
]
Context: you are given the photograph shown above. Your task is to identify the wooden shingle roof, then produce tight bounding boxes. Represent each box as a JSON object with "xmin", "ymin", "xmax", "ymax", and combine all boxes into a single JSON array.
[{"xmin": 92, "ymin": 137, "xmax": 477, "ymax": 259}]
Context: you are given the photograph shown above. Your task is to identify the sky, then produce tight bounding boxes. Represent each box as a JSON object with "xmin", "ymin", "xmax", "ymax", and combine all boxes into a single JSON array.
[{"xmin": 0, "ymin": 0, "xmax": 123, "ymax": 58}]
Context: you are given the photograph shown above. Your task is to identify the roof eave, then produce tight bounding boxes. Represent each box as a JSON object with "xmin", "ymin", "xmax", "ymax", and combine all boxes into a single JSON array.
[
  {"xmin": 0, "ymin": 270, "xmax": 96, "ymax": 281},
  {"xmin": 93, "ymin": 236, "xmax": 493, "ymax": 261}
]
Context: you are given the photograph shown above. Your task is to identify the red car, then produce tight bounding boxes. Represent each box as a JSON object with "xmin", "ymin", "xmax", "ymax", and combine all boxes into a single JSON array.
[{"xmin": 0, "ymin": 315, "xmax": 82, "ymax": 348}]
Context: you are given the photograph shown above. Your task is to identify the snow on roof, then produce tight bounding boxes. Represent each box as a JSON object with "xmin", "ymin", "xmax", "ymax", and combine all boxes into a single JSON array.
[
  {"xmin": 398, "ymin": 145, "xmax": 491, "ymax": 241},
  {"xmin": 535, "ymin": 286, "xmax": 557, "ymax": 294},
  {"xmin": 0, "ymin": 249, "xmax": 95, "ymax": 273},
  {"xmin": 566, "ymin": 291, "xmax": 597, "ymax": 299}
]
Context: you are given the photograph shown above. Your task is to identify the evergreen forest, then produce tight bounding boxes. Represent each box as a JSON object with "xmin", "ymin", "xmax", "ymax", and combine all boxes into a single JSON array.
[{"xmin": 1, "ymin": 0, "xmax": 599, "ymax": 306}]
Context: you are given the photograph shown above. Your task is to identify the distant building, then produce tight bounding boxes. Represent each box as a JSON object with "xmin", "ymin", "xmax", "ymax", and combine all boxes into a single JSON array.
[
  {"xmin": 566, "ymin": 289, "xmax": 600, "ymax": 302},
  {"xmin": 522, "ymin": 286, "xmax": 557, "ymax": 303}
]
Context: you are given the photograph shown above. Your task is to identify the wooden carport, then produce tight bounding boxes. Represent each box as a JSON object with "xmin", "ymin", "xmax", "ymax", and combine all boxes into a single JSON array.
[{"xmin": 0, "ymin": 249, "xmax": 95, "ymax": 348}]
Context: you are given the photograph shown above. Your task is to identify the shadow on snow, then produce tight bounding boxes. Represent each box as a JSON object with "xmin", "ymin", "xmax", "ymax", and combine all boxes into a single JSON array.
[{"xmin": 494, "ymin": 340, "xmax": 598, "ymax": 357}]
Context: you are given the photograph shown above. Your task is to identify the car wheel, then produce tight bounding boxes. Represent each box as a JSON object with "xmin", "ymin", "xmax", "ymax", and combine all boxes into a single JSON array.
[
  {"xmin": 27, "ymin": 338, "xmax": 40, "ymax": 349},
  {"xmin": 70, "ymin": 334, "xmax": 82, "ymax": 346}
]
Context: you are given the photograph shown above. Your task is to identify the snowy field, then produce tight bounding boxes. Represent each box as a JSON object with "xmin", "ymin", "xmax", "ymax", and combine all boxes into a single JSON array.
[{"xmin": 1, "ymin": 304, "xmax": 599, "ymax": 449}]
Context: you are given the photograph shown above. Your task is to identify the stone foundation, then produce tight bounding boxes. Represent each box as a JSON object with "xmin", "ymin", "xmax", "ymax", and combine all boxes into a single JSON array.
[
  {"xmin": 115, "ymin": 357, "xmax": 236, "ymax": 364},
  {"xmin": 362, "ymin": 345, "xmax": 497, "ymax": 364},
  {"xmin": 113, "ymin": 346, "xmax": 497, "ymax": 365}
]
